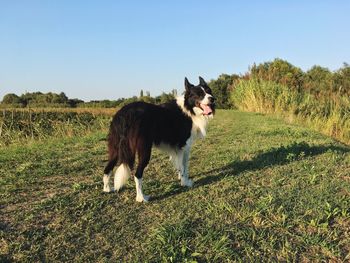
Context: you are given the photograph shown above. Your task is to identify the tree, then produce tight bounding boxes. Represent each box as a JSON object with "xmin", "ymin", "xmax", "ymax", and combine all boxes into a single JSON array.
[
  {"xmin": 58, "ymin": 92, "xmax": 69, "ymax": 104},
  {"xmin": 208, "ymin": 74, "xmax": 239, "ymax": 109},
  {"xmin": 119, "ymin": 96, "xmax": 139, "ymax": 107},
  {"xmin": 21, "ymin": 92, "xmax": 42, "ymax": 106},
  {"xmin": 250, "ymin": 58, "xmax": 304, "ymax": 91},
  {"xmin": 172, "ymin": 89, "xmax": 178, "ymax": 97},
  {"xmin": 304, "ymin": 66, "xmax": 333, "ymax": 96},
  {"xmin": 158, "ymin": 92, "xmax": 174, "ymax": 104},
  {"xmin": 1, "ymin": 93, "xmax": 23, "ymax": 105},
  {"xmin": 333, "ymin": 63, "xmax": 350, "ymax": 96},
  {"xmin": 68, "ymin": 98, "xmax": 84, "ymax": 107}
]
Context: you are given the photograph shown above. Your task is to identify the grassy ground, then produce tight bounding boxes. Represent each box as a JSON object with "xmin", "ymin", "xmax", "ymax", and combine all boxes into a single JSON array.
[{"xmin": 1, "ymin": 110, "xmax": 350, "ymax": 262}]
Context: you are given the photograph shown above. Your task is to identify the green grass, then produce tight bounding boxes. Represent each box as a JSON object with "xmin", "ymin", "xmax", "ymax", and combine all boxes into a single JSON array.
[{"xmin": 1, "ymin": 110, "xmax": 350, "ymax": 262}]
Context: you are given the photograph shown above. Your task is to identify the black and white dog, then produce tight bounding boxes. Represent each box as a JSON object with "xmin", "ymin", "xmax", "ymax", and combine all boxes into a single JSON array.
[{"xmin": 103, "ymin": 77, "xmax": 215, "ymax": 202}]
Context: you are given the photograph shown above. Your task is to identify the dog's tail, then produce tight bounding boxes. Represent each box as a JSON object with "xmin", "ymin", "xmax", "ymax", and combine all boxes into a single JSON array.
[
  {"xmin": 113, "ymin": 162, "xmax": 131, "ymax": 191},
  {"xmin": 104, "ymin": 113, "xmax": 136, "ymax": 191},
  {"xmin": 114, "ymin": 134, "xmax": 135, "ymax": 190}
]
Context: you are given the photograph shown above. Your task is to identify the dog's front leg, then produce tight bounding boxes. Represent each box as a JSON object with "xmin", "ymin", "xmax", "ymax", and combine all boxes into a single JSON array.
[
  {"xmin": 173, "ymin": 147, "xmax": 192, "ymax": 187},
  {"xmin": 173, "ymin": 150, "xmax": 184, "ymax": 180},
  {"xmin": 180, "ymin": 144, "xmax": 193, "ymax": 187}
]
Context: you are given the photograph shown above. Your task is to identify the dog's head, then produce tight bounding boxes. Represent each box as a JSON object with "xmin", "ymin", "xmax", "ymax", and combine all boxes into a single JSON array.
[{"xmin": 184, "ymin": 76, "xmax": 215, "ymax": 116}]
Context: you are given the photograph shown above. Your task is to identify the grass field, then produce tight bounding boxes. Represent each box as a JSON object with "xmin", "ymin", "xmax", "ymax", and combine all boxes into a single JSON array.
[{"xmin": 1, "ymin": 110, "xmax": 350, "ymax": 262}]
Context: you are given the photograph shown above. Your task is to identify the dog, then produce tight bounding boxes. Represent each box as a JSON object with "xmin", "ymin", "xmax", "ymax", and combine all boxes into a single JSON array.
[{"xmin": 103, "ymin": 76, "xmax": 215, "ymax": 202}]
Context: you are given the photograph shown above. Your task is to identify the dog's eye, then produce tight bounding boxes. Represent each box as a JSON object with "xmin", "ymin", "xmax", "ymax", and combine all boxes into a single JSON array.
[{"xmin": 206, "ymin": 88, "xmax": 212, "ymax": 94}]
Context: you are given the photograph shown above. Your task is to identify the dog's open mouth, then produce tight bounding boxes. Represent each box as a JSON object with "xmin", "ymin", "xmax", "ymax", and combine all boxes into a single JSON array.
[{"xmin": 200, "ymin": 103, "xmax": 213, "ymax": 115}]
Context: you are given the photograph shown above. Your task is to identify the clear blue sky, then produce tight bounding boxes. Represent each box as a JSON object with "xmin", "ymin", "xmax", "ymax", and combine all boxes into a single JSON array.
[{"xmin": 0, "ymin": 1, "xmax": 349, "ymax": 101}]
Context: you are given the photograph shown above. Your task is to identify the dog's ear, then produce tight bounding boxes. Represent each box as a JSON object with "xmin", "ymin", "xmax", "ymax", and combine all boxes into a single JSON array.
[
  {"xmin": 184, "ymin": 77, "xmax": 193, "ymax": 91},
  {"xmin": 199, "ymin": 76, "xmax": 207, "ymax": 86}
]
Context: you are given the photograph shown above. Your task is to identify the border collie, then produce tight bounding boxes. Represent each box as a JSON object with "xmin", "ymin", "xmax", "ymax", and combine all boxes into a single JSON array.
[{"xmin": 103, "ymin": 77, "xmax": 215, "ymax": 202}]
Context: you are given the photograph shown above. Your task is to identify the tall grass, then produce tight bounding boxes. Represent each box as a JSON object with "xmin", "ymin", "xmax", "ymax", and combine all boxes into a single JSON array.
[
  {"xmin": 0, "ymin": 108, "xmax": 113, "ymax": 147},
  {"xmin": 230, "ymin": 79, "xmax": 350, "ymax": 144}
]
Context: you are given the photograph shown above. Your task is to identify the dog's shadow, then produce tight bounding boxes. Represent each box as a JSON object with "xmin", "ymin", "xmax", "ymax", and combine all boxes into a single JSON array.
[{"xmin": 152, "ymin": 142, "xmax": 349, "ymax": 201}]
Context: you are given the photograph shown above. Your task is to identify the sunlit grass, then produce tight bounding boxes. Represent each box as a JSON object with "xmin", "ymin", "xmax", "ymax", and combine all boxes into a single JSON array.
[{"xmin": 1, "ymin": 110, "xmax": 349, "ymax": 261}]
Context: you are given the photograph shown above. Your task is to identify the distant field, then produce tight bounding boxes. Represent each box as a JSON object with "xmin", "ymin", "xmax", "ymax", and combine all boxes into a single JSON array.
[
  {"xmin": 1, "ymin": 110, "xmax": 350, "ymax": 262},
  {"xmin": 0, "ymin": 108, "xmax": 115, "ymax": 147}
]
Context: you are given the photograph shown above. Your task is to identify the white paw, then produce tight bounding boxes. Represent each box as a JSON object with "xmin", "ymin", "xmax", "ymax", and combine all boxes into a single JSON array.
[
  {"xmin": 103, "ymin": 186, "xmax": 115, "ymax": 193},
  {"xmin": 136, "ymin": 195, "xmax": 150, "ymax": 203},
  {"xmin": 103, "ymin": 185, "xmax": 111, "ymax": 192},
  {"xmin": 181, "ymin": 178, "xmax": 193, "ymax": 187}
]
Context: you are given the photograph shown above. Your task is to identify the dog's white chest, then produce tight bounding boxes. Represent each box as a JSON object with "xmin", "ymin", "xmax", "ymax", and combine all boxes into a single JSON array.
[{"xmin": 191, "ymin": 115, "xmax": 209, "ymax": 139}]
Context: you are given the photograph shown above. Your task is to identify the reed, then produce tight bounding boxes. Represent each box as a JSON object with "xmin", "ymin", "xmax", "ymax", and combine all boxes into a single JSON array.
[{"xmin": 230, "ymin": 79, "xmax": 350, "ymax": 144}]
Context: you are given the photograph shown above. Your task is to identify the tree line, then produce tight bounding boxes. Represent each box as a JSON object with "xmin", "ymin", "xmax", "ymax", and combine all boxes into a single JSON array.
[
  {"xmin": 0, "ymin": 90, "xmax": 177, "ymax": 108},
  {"xmin": 0, "ymin": 92, "xmax": 83, "ymax": 108},
  {"xmin": 1, "ymin": 59, "xmax": 349, "ymax": 109}
]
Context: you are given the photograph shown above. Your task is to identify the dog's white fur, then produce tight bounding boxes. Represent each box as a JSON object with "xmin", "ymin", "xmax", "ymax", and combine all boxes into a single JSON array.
[
  {"xmin": 135, "ymin": 177, "xmax": 150, "ymax": 202},
  {"xmin": 176, "ymin": 95, "xmax": 211, "ymax": 138}
]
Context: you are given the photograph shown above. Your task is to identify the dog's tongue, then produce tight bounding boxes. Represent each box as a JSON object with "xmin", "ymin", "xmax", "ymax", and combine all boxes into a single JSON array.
[{"xmin": 200, "ymin": 103, "xmax": 213, "ymax": 115}]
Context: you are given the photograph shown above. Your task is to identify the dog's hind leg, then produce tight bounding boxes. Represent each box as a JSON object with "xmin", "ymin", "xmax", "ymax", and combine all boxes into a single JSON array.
[
  {"xmin": 103, "ymin": 172, "xmax": 112, "ymax": 192},
  {"xmin": 103, "ymin": 157, "xmax": 118, "ymax": 192},
  {"xmin": 134, "ymin": 141, "xmax": 152, "ymax": 202}
]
